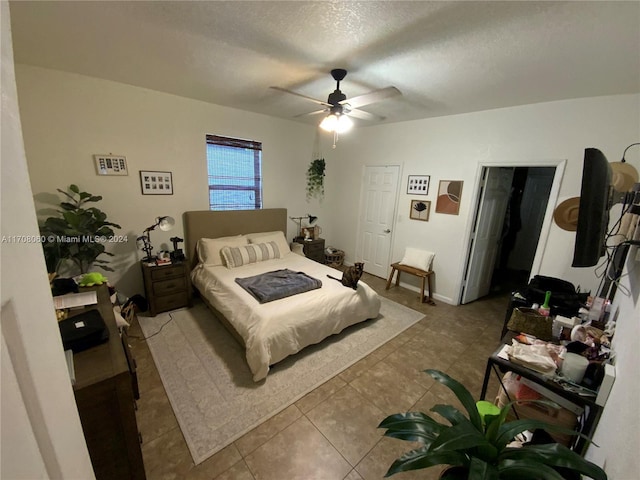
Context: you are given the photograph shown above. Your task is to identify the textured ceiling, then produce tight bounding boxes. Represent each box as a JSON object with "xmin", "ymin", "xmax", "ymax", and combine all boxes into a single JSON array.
[{"xmin": 8, "ymin": 1, "xmax": 640, "ymax": 127}]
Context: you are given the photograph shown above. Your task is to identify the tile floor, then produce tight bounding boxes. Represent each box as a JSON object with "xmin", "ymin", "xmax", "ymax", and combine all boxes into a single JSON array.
[{"xmin": 129, "ymin": 273, "xmax": 510, "ymax": 480}]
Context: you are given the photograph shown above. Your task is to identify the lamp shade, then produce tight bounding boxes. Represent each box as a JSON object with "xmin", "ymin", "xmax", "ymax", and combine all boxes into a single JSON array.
[
  {"xmin": 319, "ymin": 114, "xmax": 338, "ymax": 132},
  {"xmin": 158, "ymin": 216, "xmax": 175, "ymax": 231},
  {"xmin": 320, "ymin": 114, "xmax": 353, "ymax": 133}
]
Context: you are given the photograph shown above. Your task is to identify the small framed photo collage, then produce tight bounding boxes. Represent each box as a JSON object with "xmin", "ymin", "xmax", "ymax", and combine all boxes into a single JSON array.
[
  {"xmin": 407, "ymin": 175, "xmax": 430, "ymax": 195},
  {"xmin": 140, "ymin": 171, "xmax": 173, "ymax": 195}
]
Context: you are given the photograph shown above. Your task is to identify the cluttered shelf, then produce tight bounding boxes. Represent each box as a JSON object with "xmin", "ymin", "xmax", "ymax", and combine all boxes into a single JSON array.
[
  {"xmin": 486, "ymin": 275, "xmax": 618, "ymax": 456},
  {"xmin": 480, "ymin": 341, "xmax": 609, "ymax": 456}
]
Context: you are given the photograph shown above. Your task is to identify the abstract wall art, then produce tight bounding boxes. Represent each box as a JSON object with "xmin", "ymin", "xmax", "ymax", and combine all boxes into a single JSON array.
[{"xmin": 435, "ymin": 180, "xmax": 463, "ymax": 215}]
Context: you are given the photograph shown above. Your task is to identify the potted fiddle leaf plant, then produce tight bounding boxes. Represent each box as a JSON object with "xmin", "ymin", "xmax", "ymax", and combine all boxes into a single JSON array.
[
  {"xmin": 306, "ymin": 158, "xmax": 325, "ymax": 201},
  {"xmin": 39, "ymin": 184, "xmax": 121, "ymax": 275},
  {"xmin": 379, "ymin": 369, "xmax": 607, "ymax": 480}
]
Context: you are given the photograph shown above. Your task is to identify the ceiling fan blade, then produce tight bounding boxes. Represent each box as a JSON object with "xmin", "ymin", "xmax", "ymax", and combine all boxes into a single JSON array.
[
  {"xmin": 293, "ymin": 108, "xmax": 328, "ymax": 118},
  {"xmin": 347, "ymin": 109, "xmax": 385, "ymax": 121},
  {"xmin": 270, "ymin": 86, "xmax": 331, "ymax": 107},
  {"xmin": 342, "ymin": 86, "xmax": 401, "ymax": 109}
]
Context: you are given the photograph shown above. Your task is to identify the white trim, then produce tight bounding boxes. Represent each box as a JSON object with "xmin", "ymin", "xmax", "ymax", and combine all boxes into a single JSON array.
[{"xmin": 456, "ymin": 159, "xmax": 566, "ymax": 305}]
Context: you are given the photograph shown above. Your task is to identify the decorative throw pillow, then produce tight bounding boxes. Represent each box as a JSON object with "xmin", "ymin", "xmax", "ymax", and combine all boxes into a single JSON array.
[
  {"xmin": 399, "ymin": 247, "xmax": 435, "ymax": 271},
  {"xmin": 197, "ymin": 235, "xmax": 248, "ymax": 266},
  {"xmin": 221, "ymin": 241, "xmax": 280, "ymax": 269},
  {"xmin": 246, "ymin": 231, "xmax": 290, "ymax": 255}
]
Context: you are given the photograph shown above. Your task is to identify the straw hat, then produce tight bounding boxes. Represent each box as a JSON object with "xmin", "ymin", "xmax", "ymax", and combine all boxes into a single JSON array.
[
  {"xmin": 610, "ymin": 161, "xmax": 639, "ymax": 192},
  {"xmin": 553, "ymin": 197, "xmax": 580, "ymax": 231}
]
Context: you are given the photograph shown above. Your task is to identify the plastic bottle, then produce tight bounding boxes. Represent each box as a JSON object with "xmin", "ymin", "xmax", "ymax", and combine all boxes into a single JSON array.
[{"xmin": 539, "ymin": 291, "xmax": 551, "ymax": 316}]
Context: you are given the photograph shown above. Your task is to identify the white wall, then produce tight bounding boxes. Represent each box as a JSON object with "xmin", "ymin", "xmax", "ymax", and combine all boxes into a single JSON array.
[
  {"xmin": 16, "ymin": 64, "xmax": 321, "ymax": 296},
  {"xmin": 1, "ymin": 3, "xmax": 94, "ymax": 477},
  {"xmin": 327, "ymin": 94, "xmax": 640, "ymax": 303},
  {"xmin": 585, "ymin": 249, "xmax": 640, "ymax": 478}
]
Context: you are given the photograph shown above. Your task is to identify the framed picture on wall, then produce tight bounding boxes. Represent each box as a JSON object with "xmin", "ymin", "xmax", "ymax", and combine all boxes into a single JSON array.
[
  {"xmin": 140, "ymin": 171, "xmax": 173, "ymax": 195},
  {"xmin": 435, "ymin": 180, "xmax": 463, "ymax": 215},
  {"xmin": 407, "ymin": 175, "xmax": 430, "ymax": 195},
  {"xmin": 410, "ymin": 200, "xmax": 430, "ymax": 221}
]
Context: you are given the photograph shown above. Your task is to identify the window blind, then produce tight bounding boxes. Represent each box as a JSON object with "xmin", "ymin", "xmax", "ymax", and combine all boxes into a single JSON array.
[{"xmin": 206, "ymin": 134, "xmax": 262, "ymax": 211}]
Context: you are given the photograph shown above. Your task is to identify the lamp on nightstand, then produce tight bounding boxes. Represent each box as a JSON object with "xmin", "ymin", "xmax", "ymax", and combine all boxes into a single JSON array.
[
  {"xmin": 137, "ymin": 215, "xmax": 175, "ymax": 261},
  {"xmin": 289, "ymin": 214, "xmax": 318, "ymax": 240}
]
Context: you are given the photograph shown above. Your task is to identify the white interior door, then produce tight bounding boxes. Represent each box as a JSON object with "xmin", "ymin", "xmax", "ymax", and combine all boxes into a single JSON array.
[
  {"xmin": 461, "ymin": 167, "xmax": 514, "ymax": 304},
  {"xmin": 356, "ymin": 165, "xmax": 400, "ymax": 278}
]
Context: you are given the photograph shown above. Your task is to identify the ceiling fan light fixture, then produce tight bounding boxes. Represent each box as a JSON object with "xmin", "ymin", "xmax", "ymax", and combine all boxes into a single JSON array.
[
  {"xmin": 319, "ymin": 113, "xmax": 353, "ymax": 133},
  {"xmin": 319, "ymin": 113, "xmax": 338, "ymax": 132},
  {"xmin": 335, "ymin": 114, "xmax": 353, "ymax": 133}
]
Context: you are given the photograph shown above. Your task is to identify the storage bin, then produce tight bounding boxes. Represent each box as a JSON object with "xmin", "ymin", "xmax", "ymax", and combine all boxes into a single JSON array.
[
  {"xmin": 325, "ymin": 250, "xmax": 344, "ymax": 268},
  {"xmin": 495, "ymin": 373, "xmax": 579, "ymax": 447}
]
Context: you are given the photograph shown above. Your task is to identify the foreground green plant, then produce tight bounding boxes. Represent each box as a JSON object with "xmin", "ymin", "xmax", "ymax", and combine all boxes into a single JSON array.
[
  {"xmin": 40, "ymin": 184, "xmax": 121, "ymax": 274},
  {"xmin": 379, "ymin": 369, "xmax": 606, "ymax": 480}
]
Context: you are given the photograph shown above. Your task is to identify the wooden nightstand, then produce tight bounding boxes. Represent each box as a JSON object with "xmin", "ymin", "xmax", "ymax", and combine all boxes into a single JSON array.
[
  {"xmin": 141, "ymin": 261, "xmax": 191, "ymax": 316},
  {"xmin": 294, "ymin": 238, "xmax": 325, "ymax": 263}
]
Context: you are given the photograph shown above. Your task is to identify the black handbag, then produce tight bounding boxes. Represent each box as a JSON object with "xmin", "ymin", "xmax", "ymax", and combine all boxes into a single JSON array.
[{"xmin": 524, "ymin": 275, "xmax": 587, "ymax": 318}]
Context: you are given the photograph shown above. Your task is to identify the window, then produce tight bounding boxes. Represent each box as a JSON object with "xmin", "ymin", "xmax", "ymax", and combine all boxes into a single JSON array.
[{"xmin": 206, "ymin": 134, "xmax": 262, "ymax": 210}]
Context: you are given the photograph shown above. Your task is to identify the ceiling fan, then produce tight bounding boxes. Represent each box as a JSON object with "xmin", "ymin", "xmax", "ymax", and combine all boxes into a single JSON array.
[{"xmin": 271, "ymin": 69, "xmax": 401, "ymax": 133}]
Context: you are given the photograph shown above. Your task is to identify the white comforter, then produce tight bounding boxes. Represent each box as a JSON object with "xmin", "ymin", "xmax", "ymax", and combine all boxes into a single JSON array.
[{"xmin": 191, "ymin": 252, "xmax": 381, "ymax": 381}]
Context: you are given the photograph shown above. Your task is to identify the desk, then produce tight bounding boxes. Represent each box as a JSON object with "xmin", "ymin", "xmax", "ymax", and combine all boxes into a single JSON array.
[
  {"xmin": 480, "ymin": 345, "xmax": 602, "ymax": 455},
  {"xmin": 70, "ymin": 285, "xmax": 146, "ymax": 479}
]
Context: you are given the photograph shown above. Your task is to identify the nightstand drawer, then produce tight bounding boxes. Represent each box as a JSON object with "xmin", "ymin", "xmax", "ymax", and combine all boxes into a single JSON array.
[
  {"xmin": 153, "ymin": 277, "xmax": 187, "ymax": 296},
  {"xmin": 305, "ymin": 243, "xmax": 324, "ymax": 255},
  {"xmin": 142, "ymin": 261, "xmax": 191, "ymax": 316},
  {"xmin": 150, "ymin": 265, "xmax": 186, "ymax": 281},
  {"xmin": 295, "ymin": 238, "xmax": 325, "ymax": 263},
  {"xmin": 155, "ymin": 291, "xmax": 189, "ymax": 312}
]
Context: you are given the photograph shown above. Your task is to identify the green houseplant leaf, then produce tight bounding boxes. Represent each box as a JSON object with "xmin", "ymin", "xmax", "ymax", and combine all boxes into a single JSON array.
[
  {"xmin": 379, "ymin": 369, "xmax": 607, "ymax": 480},
  {"xmin": 39, "ymin": 185, "xmax": 121, "ymax": 275}
]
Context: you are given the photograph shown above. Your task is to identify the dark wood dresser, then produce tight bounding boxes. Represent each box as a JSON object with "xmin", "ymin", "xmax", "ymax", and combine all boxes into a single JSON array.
[
  {"xmin": 294, "ymin": 238, "xmax": 326, "ymax": 263},
  {"xmin": 141, "ymin": 261, "xmax": 191, "ymax": 316},
  {"xmin": 71, "ymin": 284, "xmax": 145, "ymax": 480}
]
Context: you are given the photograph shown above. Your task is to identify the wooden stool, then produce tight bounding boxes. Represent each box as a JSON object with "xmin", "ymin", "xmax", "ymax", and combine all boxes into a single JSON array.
[{"xmin": 385, "ymin": 262, "xmax": 435, "ymax": 305}]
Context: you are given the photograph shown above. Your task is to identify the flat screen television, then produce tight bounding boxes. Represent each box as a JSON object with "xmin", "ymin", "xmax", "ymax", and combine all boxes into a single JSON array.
[{"xmin": 572, "ymin": 148, "xmax": 612, "ymax": 267}]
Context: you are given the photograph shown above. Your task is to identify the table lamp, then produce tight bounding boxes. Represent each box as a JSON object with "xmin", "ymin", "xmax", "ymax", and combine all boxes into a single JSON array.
[
  {"xmin": 137, "ymin": 215, "xmax": 175, "ymax": 261},
  {"xmin": 289, "ymin": 214, "xmax": 317, "ymax": 239}
]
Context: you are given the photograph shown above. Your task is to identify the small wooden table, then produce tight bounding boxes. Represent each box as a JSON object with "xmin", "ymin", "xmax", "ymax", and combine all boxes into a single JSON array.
[{"xmin": 385, "ymin": 262, "xmax": 435, "ymax": 305}]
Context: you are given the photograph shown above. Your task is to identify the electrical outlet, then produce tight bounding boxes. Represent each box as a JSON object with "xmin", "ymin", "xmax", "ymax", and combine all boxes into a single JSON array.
[{"xmin": 94, "ymin": 155, "xmax": 128, "ymax": 176}]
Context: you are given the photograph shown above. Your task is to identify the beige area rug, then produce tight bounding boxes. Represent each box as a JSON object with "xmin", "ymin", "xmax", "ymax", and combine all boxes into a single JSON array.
[{"xmin": 138, "ymin": 297, "xmax": 425, "ymax": 465}]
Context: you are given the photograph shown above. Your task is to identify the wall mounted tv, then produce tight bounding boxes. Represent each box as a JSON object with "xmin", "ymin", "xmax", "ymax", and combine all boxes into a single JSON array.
[{"xmin": 572, "ymin": 148, "xmax": 612, "ymax": 267}]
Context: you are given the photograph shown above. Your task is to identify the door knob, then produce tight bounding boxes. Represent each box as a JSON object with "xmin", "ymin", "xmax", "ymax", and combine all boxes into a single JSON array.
[{"xmin": 384, "ymin": 229, "xmax": 391, "ymax": 233}]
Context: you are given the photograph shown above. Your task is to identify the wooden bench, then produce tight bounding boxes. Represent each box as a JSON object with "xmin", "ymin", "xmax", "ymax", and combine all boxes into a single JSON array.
[{"xmin": 385, "ymin": 262, "xmax": 435, "ymax": 305}]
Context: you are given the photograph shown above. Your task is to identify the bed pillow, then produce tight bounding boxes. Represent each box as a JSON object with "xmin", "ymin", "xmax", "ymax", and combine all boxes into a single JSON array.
[
  {"xmin": 246, "ymin": 231, "xmax": 290, "ymax": 256},
  {"xmin": 221, "ymin": 241, "xmax": 280, "ymax": 268},
  {"xmin": 399, "ymin": 247, "xmax": 435, "ymax": 271},
  {"xmin": 197, "ymin": 235, "xmax": 248, "ymax": 266}
]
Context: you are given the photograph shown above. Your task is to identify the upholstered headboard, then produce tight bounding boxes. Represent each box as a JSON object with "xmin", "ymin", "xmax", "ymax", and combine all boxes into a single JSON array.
[{"xmin": 183, "ymin": 209, "xmax": 288, "ymax": 270}]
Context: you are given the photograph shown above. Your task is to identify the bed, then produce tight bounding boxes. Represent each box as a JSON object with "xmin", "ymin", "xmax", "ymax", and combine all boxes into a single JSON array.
[{"xmin": 184, "ymin": 209, "xmax": 381, "ymax": 381}]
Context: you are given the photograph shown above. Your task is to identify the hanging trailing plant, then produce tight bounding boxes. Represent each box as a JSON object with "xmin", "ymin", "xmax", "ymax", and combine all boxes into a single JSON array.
[{"xmin": 306, "ymin": 158, "xmax": 325, "ymax": 201}]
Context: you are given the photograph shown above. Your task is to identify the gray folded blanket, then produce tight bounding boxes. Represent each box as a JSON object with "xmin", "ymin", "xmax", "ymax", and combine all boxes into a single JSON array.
[{"xmin": 235, "ymin": 269, "xmax": 322, "ymax": 303}]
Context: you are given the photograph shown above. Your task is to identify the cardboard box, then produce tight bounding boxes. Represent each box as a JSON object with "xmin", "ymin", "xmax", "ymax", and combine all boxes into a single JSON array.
[{"xmin": 496, "ymin": 374, "xmax": 580, "ymax": 447}]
